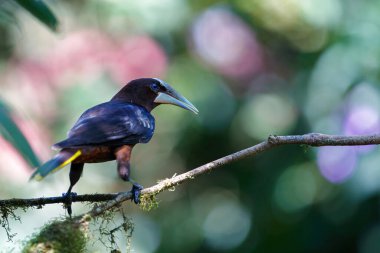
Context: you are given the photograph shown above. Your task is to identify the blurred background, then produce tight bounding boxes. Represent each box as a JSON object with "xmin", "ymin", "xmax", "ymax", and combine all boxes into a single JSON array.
[{"xmin": 1, "ymin": 0, "xmax": 380, "ymax": 252}]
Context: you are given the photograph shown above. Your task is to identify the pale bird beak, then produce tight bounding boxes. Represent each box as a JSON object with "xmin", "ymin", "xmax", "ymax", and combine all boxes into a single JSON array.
[{"xmin": 153, "ymin": 85, "xmax": 199, "ymax": 114}]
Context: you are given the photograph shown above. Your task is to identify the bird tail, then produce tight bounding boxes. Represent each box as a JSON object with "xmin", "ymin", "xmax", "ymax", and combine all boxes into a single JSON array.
[{"xmin": 30, "ymin": 150, "xmax": 82, "ymax": 181}]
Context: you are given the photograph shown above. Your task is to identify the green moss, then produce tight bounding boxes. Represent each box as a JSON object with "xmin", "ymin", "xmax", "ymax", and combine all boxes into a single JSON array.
[
  {"xmin": 22, "ymin": 219, "xmax": 87, "ymax": 253},
  {"xmin": 139, "ymin": 194, "xmax": 159, "ymax": 211}
]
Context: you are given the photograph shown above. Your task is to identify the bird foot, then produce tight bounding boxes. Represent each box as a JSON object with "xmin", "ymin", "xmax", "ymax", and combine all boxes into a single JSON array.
[
  {"xmin": 131, "ymin": 183, "xmax": 143, "ymax": 204},
  {"xmin": 62, "ymin": 192, "xmax": 77, "ymax": 217}
]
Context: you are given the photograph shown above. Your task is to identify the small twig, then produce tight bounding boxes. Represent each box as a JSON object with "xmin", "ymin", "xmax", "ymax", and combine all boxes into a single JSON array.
[
  {"xmin": 0, "ymin": 193, "xmax": 119, "ymax": 208},
  {"xmin": 1, "ymin": 133, "xmax": 380, "ymax": 219}
]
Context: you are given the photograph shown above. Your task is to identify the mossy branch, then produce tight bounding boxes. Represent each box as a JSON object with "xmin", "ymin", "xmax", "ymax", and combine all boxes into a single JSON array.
[{"xmin": 2, "ymin": 133, "xmax": 380, "ymax": 218}]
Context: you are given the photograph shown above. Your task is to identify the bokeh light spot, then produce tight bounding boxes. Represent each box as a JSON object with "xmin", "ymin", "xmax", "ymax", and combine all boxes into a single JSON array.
[
  {"xmin": 317, "ymin": 146, "xmax": 357, "ymax": 183},
  {"xmin": 240, "ymin": 94, "xmax": 297, "ymax": 139},
  {"xmin": 274, "ymin": 165, "xmax": 317, "ymax": 213},
  {"xmin": 203, "ymin": 201, "xmax": 251, "ymax": 250},
  {"xmin": 298, "ymin": 0, "xmax": 342, "ymax": 27},
  {"xmin": 344, "ymin": 106, "xmax": 380, "ymax": 136},
  {"xmin": 191, "ymin": 7, "xmax": 263, "ymax": 79},
  {"xmin": 348, "ymin": 149, "xmax": 380, "ymax": 199},
  {"xmin": 235, "ymin": 0, "xmax": 333, "ymax": 52},
  {"xmin": 305, "ymin": 43, "xmax": 359, "ymax": 122},
  {"xmin": 131, "ymin": 214, "xmax": 161, "ymax": 253}
]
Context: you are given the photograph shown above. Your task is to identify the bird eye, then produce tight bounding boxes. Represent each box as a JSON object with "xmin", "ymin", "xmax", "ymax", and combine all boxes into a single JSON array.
[{"xmin": 150, "ymin": 83, "xmax": 160, "ymax": 93}]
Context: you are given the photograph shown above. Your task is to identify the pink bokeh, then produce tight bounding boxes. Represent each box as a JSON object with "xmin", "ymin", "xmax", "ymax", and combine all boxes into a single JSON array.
[
  {"xmin": 317, "ymin": 146, "xmax": 357, "ymax": 184},
  {"xmin": 191, "ymin": 7, "xmax": 263, "ymax": 80},
  {"xmin": 108, "ymin": 36, "xmax": 168, "ymax": 85},
  {"xmin": 343, "ymin": 105, "xmax": 380, "ymax": 153},
  {"xmin": 45, "ymin": 30, "xmax": 167, "ymax": 86},
  {"xmin": 0, "ymin": 137, "xmax": 33, "ymax": 183}
]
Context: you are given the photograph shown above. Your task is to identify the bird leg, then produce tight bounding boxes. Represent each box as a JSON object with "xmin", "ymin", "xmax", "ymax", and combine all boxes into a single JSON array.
[
  {"xmin": 128, "ymin": 179, "xmax": 143, "ymax": 204},
  {"xmin": 63, "ymin": 162, "xmax": 84, "ymax": 217},
  {"xmin": 115, "ymin": 145, "xmax": 143, "ymax": 204}
]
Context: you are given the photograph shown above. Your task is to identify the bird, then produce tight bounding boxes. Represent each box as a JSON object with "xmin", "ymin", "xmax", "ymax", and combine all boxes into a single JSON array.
[{"xmin": 30, "ymin": 78, "xmax": 198, "ymax": 215}]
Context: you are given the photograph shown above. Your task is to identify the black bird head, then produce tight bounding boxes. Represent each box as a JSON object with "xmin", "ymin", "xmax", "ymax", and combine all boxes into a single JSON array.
[{"xmin": 112, "ymin": 78, "xmax": 198, "ymax": 114}]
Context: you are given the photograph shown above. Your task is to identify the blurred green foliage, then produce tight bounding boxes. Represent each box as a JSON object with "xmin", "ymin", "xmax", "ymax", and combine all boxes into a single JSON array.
[
  {"xmin": 0, "ymin": 101, "xmax": 40, "ymax": 167},
  {"xmin": 15, "ymin": 0, "xmax": 58, "ymax": 31}
]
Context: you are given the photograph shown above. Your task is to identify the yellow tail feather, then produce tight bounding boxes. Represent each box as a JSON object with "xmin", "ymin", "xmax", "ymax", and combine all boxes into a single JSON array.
[
  {"xmin": 52, "ymin": 150, "xmax": 82, "ymax": 173},
  {"xmin": 31, "ymin": 150, "xmax": 82, "ymax": 181}
]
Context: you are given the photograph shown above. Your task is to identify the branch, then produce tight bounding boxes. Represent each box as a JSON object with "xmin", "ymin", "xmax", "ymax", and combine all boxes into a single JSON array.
[{"xmin": 2, "ymin": 133, "xmax": 380, "ymax": 218}]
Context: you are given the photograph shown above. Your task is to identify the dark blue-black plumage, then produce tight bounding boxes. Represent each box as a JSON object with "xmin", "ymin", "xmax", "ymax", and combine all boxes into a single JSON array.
[{"xmin": 53, "ymin": 101, "xmax": 155, "ymax": 149}]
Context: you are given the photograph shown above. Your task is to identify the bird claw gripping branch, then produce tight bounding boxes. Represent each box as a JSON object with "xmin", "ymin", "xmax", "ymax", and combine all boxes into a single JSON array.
[
  {"xmin": 131, "ymin": 183, "xmax": 143, "ymax": 204},
  {"xmin": 62, "ymin": 192, "xmax": 78, "ymax": 217},
  {"xmin": 30, "ymin": 78, "xmax": 198, "ymax": 215}
]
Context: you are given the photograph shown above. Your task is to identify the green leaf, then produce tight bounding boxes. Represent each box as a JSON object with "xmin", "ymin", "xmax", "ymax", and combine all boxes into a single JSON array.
[
  {"xmin": 0, "ymin": 101, "xmax": 41, "ymax": 168},
  {"xmin": 14, "ymin": 0, "xmax": 58, "ymax": 31},
  {"xmin": 0, "ymin": 3, "xmax": 18, "ymax": 26}
]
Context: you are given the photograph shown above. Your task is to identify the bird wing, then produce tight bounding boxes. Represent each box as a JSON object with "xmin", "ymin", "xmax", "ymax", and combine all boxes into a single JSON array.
[{"xmin": 53, "ymin": 102, "xmax": 155, "ymax": 149}]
